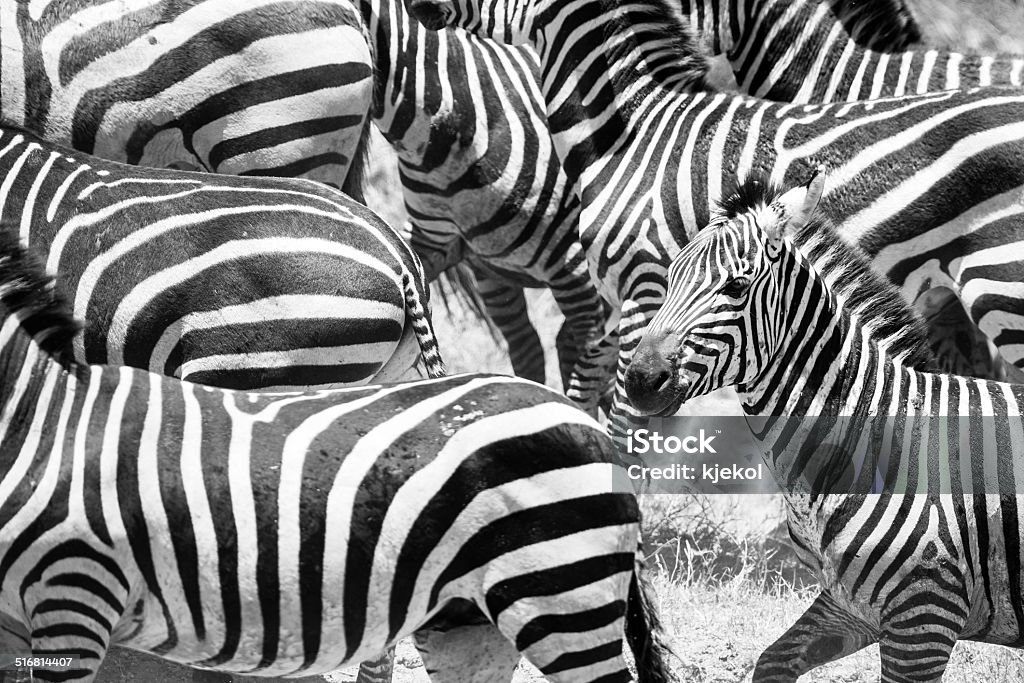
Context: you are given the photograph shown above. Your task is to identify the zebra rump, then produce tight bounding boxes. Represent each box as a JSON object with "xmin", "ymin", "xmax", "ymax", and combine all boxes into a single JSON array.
[{"xmin": 0, "ymin": 123, "xmax": 444, "ymax": 389}]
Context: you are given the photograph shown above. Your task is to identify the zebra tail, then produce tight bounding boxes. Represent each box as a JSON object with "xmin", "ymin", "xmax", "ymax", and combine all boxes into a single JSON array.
[
  {"xmin": 626, "ymin": 548, "xmax": 679, "ymax": 683},
  {"xmin": 340, "ymin": 112, "xmax": 374, "ymax": 205},
  {"xmin": 434, "ymin": 263, "xmax": 502, "ymax": 341},
  {"xmin": 403, "ymin": 271, "xmax": 448, "ymax": 378}
]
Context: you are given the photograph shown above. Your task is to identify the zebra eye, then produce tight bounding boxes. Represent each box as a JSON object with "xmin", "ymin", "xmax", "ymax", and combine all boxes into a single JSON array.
[{"xmin": 722, "ymin": 276, "xmax": 750, "ymax": 298}]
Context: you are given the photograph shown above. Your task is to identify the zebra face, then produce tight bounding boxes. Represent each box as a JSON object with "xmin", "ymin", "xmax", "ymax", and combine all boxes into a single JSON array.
[
  {"xmin": 406, "ymin": 0, "xmax": 533, "ymax": 44},
  {"xmin": 625, "ymin": 221, "xmax": 779, "ymax": 415},
  {"xmin": 625, "ymin": 171, "xmax": 827, "ymax": 415}
]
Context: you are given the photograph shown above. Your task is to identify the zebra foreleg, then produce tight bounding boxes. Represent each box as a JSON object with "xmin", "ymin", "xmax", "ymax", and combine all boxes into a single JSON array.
[
  {"xmin": 563, "ymin": 329, "xmax": 620, "ymax": 415},
  {"xmin": 413, "ymin": 625, "xmax": 519, "ymax": 682},
  {"xmin": 874, "ymin": 574, "xmax": 966, "ymax": 683},
  {"xmin": 753, "ymin": 591, "xmax": 878, "ymax": 682},
  {"xmin": 549, "ymin": 273, "xmax": 608, "ymax": 390}
]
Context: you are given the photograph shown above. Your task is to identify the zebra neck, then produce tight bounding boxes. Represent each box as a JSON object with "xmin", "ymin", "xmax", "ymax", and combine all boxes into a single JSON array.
[
  {"xmin": 361, "ymin": 0, "xmax": 469, "ymax": 152},
  {"xmin": 360, "ymin": 0, "xmax": 423, "ymax": 129},
  {"xmin": 727, "ymin": 2, "xmax": 1020, "ymax": 103},
  {"xmin": 728, "ymin": 0, "xmax": 868, "ymax": 101},
  {"xmin": 739, "ymin": 271, "xmax": 895, "ymax": 420},
  {"xmin": 528, "ymin": 0, "xmax": 679, "ymax": 180},
  {"xmin": 677, "ymin": 0, "xmax": 739, "ymax": 56}
]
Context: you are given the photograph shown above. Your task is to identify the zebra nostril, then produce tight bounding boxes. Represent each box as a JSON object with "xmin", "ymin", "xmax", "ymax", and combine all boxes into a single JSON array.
[
  {"xmin": 650, "ymin": 367, "xmax": 671, "ymax": 392},
  {"xmin": 625, "ymin": 361, "xmax": 672, "ymax": 400}
]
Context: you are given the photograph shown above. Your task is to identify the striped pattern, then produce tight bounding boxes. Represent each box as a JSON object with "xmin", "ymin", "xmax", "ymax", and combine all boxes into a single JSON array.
[
  {"xmin": 0, "ymin": 228, "xmax": 675, "ymax": 681},
  {"xmin": 406, "ymin": 0, "xmax": 1024, "ymax": 444},
  {"xmin": 364, "ymin": 0, "xmax": 607, "ymax": 403},
  {"xmin": 680, "ymin": 0, "xmax": 1024, "ymax": 104},
  {"xmin": 626, "ymin": 174, "xmax": 1024, "ymax": 681},
  {"xmin": 0, "ymin": 0, "xmax": 374, "ymax": 193},
  {"xmin": 0, "ymin": 124, "xmax": 444, "ymax": 390}
]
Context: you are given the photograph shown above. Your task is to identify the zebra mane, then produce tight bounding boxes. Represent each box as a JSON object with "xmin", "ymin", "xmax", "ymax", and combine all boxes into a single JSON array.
[
  {"xmin": 825, "ymin": 0, "xmax": 923, "ymax": 52},
  {"xmin": 0, "ymin": 225, "xmax": 80, "ymax": 365},
  {"xmin": 716, "ymin": 175, "xmax": 934, "ymax": 369},
  {"xmin": 605, "ymin": 0, "xmax": 710, "ymax": 93}
]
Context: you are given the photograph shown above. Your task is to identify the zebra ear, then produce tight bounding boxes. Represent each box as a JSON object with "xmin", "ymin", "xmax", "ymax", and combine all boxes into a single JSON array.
[{"xmin": 769, "ymin": 167, "xmax": 826, "ymax": 240}]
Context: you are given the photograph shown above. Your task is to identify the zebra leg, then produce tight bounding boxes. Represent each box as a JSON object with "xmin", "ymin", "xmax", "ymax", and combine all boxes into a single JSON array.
[
  {"xmin": 352, "ymin": 650, "xmax": 395, "ymax": 683},
  {"xmin": 923, "ymin": 293, "xmax": 1000, "ymax": 379},
  {"xmin": 874, "ymin": 570, "xmax": 966, "ymax": 683},
  {"xmin": 548, "ymin": 273, "xmax": 608, "ymax": 390},
  {"xmin": 474, "ymin": 275, "xmax": 546, "ymax": 384},
  {"xmin": 27, "ymin": 626, "xmax": 111, "ymax": 682},
  {"xmin": 564, "ymin": 331, "xmax": 620, "ymax": 415},
  {"xmin": 753, "ymin": 591, "xmax": 878, "ymax": 682},
  {"xmin": 0, "ymin": 619, "xmax": 31, "ymax": 683},
  {"xmin": 413, "ymin": 625, "xmax": 519, "ymax": 682}
]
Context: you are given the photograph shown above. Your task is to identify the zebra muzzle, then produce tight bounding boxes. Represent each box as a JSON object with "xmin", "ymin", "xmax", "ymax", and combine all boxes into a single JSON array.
[{"xmin": 624, "ymin": 333, "xmax": 680, "ymax": 415}]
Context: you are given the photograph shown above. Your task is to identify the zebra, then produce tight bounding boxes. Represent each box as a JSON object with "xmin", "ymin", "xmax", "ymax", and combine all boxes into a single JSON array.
[
  {"xmin": 0, "ymin": 224, "xmax": 677, "ymax": 683},
  {"xmin": 363, "ymin": 0, "xmax": 607, "ymax": 402},
  {"xmin": 0, "ymin": 0, "xmax": 375, "ymax": 198},
  {"xmin": 625, "ymin": 170, "xmax": 1024, "ymax": 681},
  {"xmin": 2, "ymin": 0, "xmax": 604, "ymax": 403},
  {"xmin": 675, "ymin": 0, "xmax": 1024, "ymax": 378},
  {"xmin": 679, "ymin": 0, "xmax": 1024, "ymax": 104},
  {"xmin": 406, "ymin": 0, "xmax": 1024, "ymax": 445},
  {"xmin": 0, "ymin": 123, "xmax": 445, "ymax": 390}
]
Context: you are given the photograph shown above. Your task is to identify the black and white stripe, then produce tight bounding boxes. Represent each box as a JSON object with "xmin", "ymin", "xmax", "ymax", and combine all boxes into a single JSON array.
[
  {"xmin": 626, "ymin": 173, "xmax": 1024, "ymax": 681},
  {"xmin": 363, "ymin": 0, "xmax": 608, "ymax": 404},
  {"xmin": 407, "ymin": 0, "xmax": 1024, "ymax": 444},
  {"xmin": 0, "ymin": 123, "xmax": 444, "ymax": 389},
  {"xmin": 1, "ymin": 0, "xmax": 374, "ymax": 195},
  {"xmin": 680, "ymin": 0, "xmax": 1024, "ymax": 104},
  {"xmin": 0, "ymin": 226, "xmax": 675, "ymax": 682}
]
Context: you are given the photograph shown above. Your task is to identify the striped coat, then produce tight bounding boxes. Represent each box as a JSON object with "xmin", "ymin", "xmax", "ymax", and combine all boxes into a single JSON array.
[
  {"xmin": 626, "ymin": 174, "xmax": 1024, "ymax": 681},
  {"xmin": 406, "ymin": 0, "xmax": 1024, "ymax": 445},
  {"xmin": 0, "ymin": 123, "xmax": 444, "ymax": 390},
  {"xmin": 0, "ymin": 0, "xmax": 374, "ymax": 195},
  {"xmin": 0, "ymin": 226, "xmax": 675, "ymax": 682}
]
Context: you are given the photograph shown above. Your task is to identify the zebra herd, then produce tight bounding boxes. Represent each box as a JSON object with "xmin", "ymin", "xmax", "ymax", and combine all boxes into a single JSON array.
[{"xmin": 2, "ymin": 0, "xmax": 1024, "ymax": 681}]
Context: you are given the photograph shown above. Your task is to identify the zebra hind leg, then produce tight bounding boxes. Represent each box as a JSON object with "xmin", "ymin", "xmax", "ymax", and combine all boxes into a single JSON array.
[
  {"xmin": 352, "ymin": 649, "xmax": 395, "ymax": 683},
  {"xmin": 475, "ymin": 276, "xmax": 545, "ymax": 384},
  {"xmin": 753, "ymin": 591, "xmax": 877, "ymax": 682}
]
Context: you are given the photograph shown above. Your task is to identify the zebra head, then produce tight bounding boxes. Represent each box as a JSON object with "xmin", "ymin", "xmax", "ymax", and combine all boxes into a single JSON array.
[
  {"xmin": 624, "ymin": 171, "xmax": 826, "ymax": 416},
  {"xmin": 406, "ymin": 0, "xmax": 531, "ymax": 44}
]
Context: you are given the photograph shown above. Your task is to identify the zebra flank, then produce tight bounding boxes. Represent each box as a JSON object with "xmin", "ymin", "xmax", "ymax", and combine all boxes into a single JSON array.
[
  {"xmin": 679, "ymin": 0, "xmax": 1024, "ymax": 103},
  {"xmin": 405, "ymin": 0, "xmax": 1024, "ymax": 447},
  {"xmin": 361, "ymin": 0, "xmax": 607, "ymax": 403},
  {"xmin": 0, "ymin": 226, "xmax": 675, "ymax": 682},
  {"xmin": 627, "ymin": 173, "xmax": 1024, "ymax": 681},
  {"xmin": 0, "ymin": 0, "xmax": 374, "ymax": 191},
  {"xmin": 0, "ymin": 123, "xmax": 444, "ymax": 389}
]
